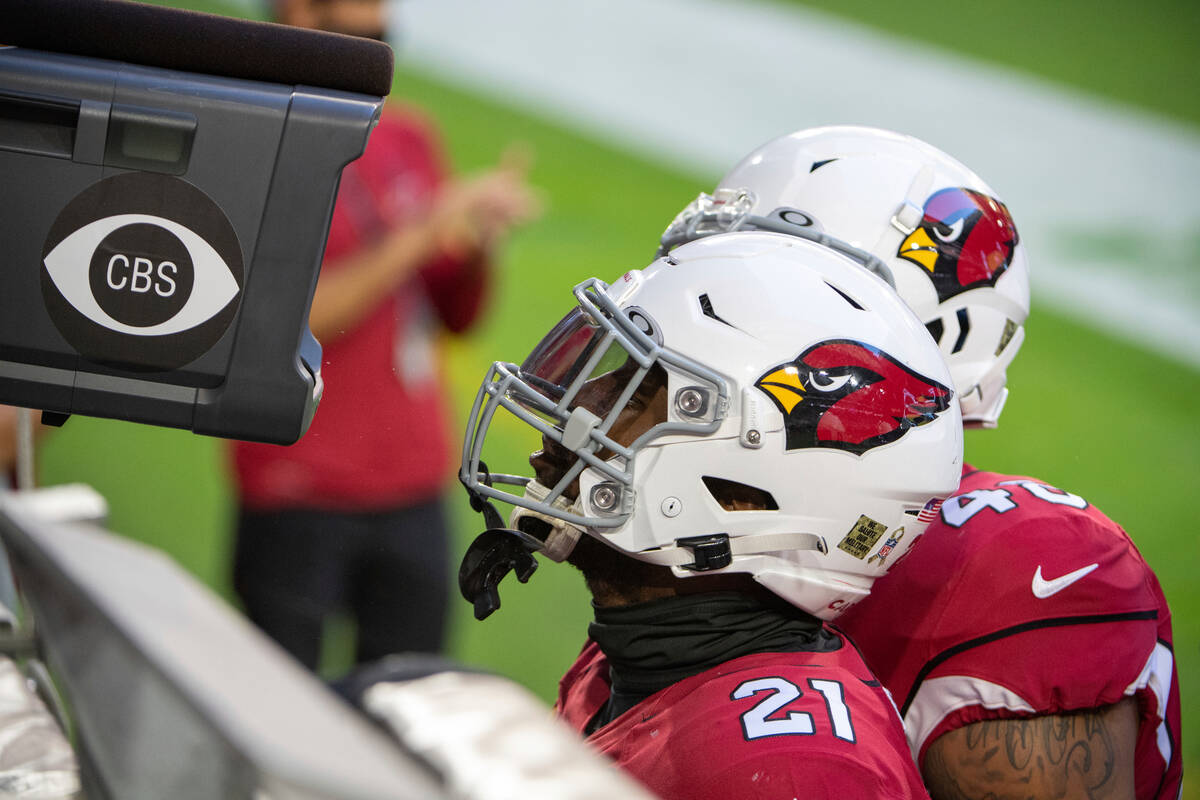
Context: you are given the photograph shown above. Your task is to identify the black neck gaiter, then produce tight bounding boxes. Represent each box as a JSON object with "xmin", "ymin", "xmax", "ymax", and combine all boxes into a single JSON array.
[{"xmin": 585, "ymin": 592, "xmax": 840, "ymax": 731}]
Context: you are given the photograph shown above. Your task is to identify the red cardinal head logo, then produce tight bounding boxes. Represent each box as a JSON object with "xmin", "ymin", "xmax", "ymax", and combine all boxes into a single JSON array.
[
  {"xmin": 755, "ymin": 340, "xmax": 953, "ymax": 455},
  {"xmin": 896, "ymin": 187, "xmax": 1019, "ymax": 303}
]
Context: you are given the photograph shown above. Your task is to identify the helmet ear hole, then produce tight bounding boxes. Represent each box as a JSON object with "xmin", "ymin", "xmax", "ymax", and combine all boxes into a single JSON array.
[{"xmin": 701, "ymin": 476, "xmax": 778, "ymax": 511}]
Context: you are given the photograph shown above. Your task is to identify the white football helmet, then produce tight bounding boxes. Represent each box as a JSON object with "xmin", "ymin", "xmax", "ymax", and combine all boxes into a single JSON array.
[
  {"xmin": 659, "ymin": 125, "xmax": 1031, "ymax": 428},
  {"xmin": 461, "ymin": 232, "xmax": 962, "ymax": 619}
]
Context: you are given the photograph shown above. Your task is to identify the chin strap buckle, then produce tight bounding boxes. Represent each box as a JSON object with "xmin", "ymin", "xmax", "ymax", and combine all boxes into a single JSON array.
[{"xmin": 675, "ymin": 534, "xmax": 732, "ymax": 572}]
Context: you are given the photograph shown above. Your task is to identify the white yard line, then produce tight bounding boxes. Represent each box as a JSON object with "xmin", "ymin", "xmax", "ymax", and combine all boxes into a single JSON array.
[{"xmin": 396, "ymin": 0, "xmax": 1200, "ymax": 369}]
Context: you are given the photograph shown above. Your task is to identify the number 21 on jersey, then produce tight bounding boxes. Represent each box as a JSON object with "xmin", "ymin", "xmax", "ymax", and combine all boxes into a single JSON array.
[{"xmin": 731, "ymin": 677, "xmax": 856, "ymax": 742}]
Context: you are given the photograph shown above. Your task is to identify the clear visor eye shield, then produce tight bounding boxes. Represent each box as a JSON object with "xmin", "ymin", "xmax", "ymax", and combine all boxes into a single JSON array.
[
  {"xmin": 657, "ymin": 188, "xmax": 896, "ymax": 289},
  {"xmin": 458, "ymin": 278, "xmax": 728, "ymax": 620}
]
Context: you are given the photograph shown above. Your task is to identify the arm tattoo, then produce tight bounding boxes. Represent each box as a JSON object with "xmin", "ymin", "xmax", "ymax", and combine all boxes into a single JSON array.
[{"xmin": 922, "ymin": 698, "xmax": 1137, "ymax": 800}]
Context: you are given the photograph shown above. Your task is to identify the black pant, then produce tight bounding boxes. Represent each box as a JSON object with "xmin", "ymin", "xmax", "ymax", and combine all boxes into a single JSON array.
[{"xmin": 233, "ymin": 498, "xmax": 450, "ymax": 671}]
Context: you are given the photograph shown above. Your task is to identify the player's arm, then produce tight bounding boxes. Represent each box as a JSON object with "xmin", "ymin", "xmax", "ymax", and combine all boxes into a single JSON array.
[
  {"xmin": 921, "ymin": 697, "xmax": 1138, "ymax": 800},
  {"xmin": 309, "ymin": 149, "xmax": 539, "ymax": 344},
  {"xmin": 307, "ymin": 218, "xmax": 441, "ymax": 344}
]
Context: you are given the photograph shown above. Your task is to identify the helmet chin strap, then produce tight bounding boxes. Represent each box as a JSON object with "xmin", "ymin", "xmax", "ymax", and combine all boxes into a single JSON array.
[
  {"xmin": 508, "ymin": 480, "xmax": 585, "ymax": 563},
  {"xmin": 636, "ymin": 531, "xmax": 827, "ymax": 570}
]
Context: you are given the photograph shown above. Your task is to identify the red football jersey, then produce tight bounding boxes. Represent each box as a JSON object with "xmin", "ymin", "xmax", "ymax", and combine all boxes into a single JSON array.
[
  {"xmin": 838, "ymin": 465, "xmax": 1181, "ymax": 800},
  {"xmin": 555, "ymin": 635, "xmax": 930, "ymax": 800}
]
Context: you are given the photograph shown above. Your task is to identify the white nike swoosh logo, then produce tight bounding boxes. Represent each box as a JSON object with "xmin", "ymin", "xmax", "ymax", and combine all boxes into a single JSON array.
[{"xmin": 1032, "ymin": 563, "xmax": 1099, "ymax": 598}]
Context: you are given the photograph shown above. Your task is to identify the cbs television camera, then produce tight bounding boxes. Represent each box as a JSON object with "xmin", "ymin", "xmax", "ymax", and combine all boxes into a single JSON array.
[{"xmin": 0, "ymin": 3, "xmax": 648, "ymax": 798}]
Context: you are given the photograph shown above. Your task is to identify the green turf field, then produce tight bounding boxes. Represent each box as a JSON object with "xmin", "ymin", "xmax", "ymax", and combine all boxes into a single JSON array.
[
  {"xmin": 36, "ymin": 0, "xmax": 1198, "ymax": 791},
  {"xmin": 772, "ymin": 0, "xmax": 1200, "ymax": 129}
]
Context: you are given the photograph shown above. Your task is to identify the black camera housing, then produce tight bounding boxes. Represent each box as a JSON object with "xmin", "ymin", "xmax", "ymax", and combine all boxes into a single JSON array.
[{"xmin": 0, "ymin": 0, "xmax": 393, "ymax": 444}]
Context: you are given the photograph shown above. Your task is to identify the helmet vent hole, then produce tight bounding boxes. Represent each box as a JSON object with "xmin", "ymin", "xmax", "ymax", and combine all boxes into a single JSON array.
[
  {"xmin": 809, "ymin": 158, "xmax": 838, "ymax": 173},
  {"xmin": 698, "ymin": 293, "xmax": 734, "ymax": 327},
  {"xmin": 925, "ymin": 318, "xmax": 945, "ymax": 345},
  {"xmin": 824, "ymin": 282, "xmax": 864, "ymax": 310},
  {"xmin": 995, "ymin": 318, "xmax": 1018, "ymax": 356},
  {"xmin": 702, "ymin": 476, "xmax": 779, "ymax": 511},
  {"xmin": 952, "ymin": 308, "xmax": 971, "ymax": 353}
]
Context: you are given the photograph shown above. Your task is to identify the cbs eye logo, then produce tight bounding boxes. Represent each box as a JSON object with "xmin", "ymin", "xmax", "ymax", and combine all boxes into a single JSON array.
[{"xmin": 41, "ymin": 173, "xmax": 244, "ymax": 372}]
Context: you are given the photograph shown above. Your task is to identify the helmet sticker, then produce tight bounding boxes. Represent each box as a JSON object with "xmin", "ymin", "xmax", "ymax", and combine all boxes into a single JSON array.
[
  {"xmin": 836, "ymin": 514, "xmax": 888, "ymax": 559},
  {"xmin": 915, "ymin": 498, "xmax": 944, "ymax": 524},
  {"xmin": 755, "ymin": 339, "xmax": 952, "ymax": 455},
  {"xmin": 866, "ymin": 526, "xmax": 905, "ymax": 565},
  {"xmin": 896, "ymin": 187, "xmax": 1019, "ymax": 303}
]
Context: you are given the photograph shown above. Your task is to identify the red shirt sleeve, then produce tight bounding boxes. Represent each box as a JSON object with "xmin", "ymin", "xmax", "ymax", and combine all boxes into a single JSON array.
[
  {"xmin": 838, "ymin": 467, "xmax": 1180, "ymax": 798},
  {"xmin": 418, "ymin": 249, "xmax": 489, "ymax": 334}
]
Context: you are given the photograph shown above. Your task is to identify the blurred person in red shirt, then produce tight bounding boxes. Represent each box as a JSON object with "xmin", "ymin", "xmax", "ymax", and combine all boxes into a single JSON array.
[{"xmin": 230, "ymin": 0, "xmax": 541, "ymax": 671}]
